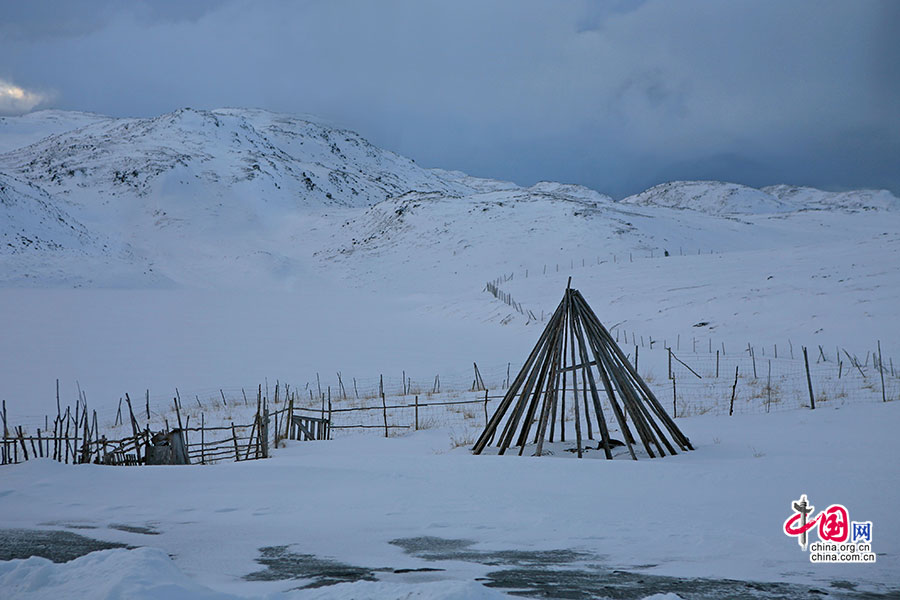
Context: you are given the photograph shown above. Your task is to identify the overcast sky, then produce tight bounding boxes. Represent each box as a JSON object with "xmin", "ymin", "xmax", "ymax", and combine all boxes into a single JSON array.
[{"xmin": 1, "ymin": 0, "xmax": 897, "ymax": 198}]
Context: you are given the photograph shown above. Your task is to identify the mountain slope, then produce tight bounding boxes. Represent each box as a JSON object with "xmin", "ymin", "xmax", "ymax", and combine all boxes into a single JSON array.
[
  {"xmin": 0, "ymin": 108, "xmax": 897, "ymax": 290},
  {"xmin": 0, "ymin": 109, "xmax": 111, "ymax": 154},
  {"xmin": 0, "ymin": 107, "xmax": 469, "ymax": 214},
  {"xmin": 620, "ymin": 180, "xmax": 792, "ymax": 214},
  {"xmin": 0, "ymin": 172, "xmax": 99, "ymax": 254},
  {"xmin": 621, "ymin": 180, "xmax": 899, "ymax": 215},
  {"xmin": 763, "ymin": 184, "xmax": 900, "ymax": 212}
]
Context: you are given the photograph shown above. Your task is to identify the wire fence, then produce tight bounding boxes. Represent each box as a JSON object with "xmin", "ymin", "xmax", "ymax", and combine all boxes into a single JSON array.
[
  {"xmin": 272, "ymin": 344, "xmax": 898, "ymax": 441},
  {"xmin": 4, "ymin": 338, "xmax": 896, "ymax": 456}
]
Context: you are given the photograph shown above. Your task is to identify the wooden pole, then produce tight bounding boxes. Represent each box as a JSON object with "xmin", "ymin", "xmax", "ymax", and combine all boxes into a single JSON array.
[
  {"xmin": 124, "ymin": 393, "xmax": 141, "ymax": 464},
  {"xmin": 285, "ymin": 396, "xmax": 294, "ymax": 440},
  {"xmin": 18, "ymin": 427, "xmax": 29, "ymax": 460},
  {"xmin": 81, "ymin": 412, "xmax": 90, "ymax": 464},
  {"xmin": 570, "ymin": 298, "xmax": 620, "ymax": 460},
  {"xmin": 92, "ymin": 410, "xmax": 99, "ymax": 461},
  {"xmin": 262, "ymin": 405, "xmax": 269, "ymax": 458},
  {"xmin": 878, "ymin": 340, "xmax": 886, "ymax": 403},
  {"xmin": 414, "ymin": 395, "xmax": 419, "ymax": 430},
  {"xmin": 751, "ymin": 347, "xmax": 757, "ymax": 379},
  {"xmin": 473, "ymin": 295, "xmax": 565, "ymax": 454},
  {"xmin": 1, "ymin": 400, "xmax": 7, "ymax": 465},
  {"xmin": 173, "ymin": 398, "xmax": 183, "ymax": 431},
  {"xmin": 231, "ymin": 422, "xmax": 240, "ymax": 461},
  {"xmin": 729, "ymin": 366, "xmax": 739, "ymax": 416},
  {"xmin": 247, "ymin": 407, "xmax": 258, "ymax": 459},
  {"xmin": 672, "ymin": 376, "xmax": 676, "ymax": 418},
  {"xmin": 63, "ymin": 407, "xmax": 70, "ymax": 464},
  {"xmin": 381, "ymin": 391, "xmax": 388, "ymax": 438},
  {"xmin": 201, "ymin": 413, "xmax": 205, "ymax": 465},
  {"xmin": 803, "ymin": 347, "xmax": 816, "ymax": 410},
  {"xmin": 668, "ymin": 347, "xmax": 672, "ymax": 380},
  {"xmin": 74, "ymin": 400, "xmax": 80, "ymax": 462},
  {"xmin": 571, "ymin": 292, "xmax": 677, "ymax": 454}
]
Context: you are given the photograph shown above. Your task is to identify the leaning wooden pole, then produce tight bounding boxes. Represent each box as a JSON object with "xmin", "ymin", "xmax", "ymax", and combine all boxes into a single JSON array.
[
  {"xmin": 472, "ymin": 297, "xmax": 566, "ymax": 454},
  {"xmin": 803, "ymin": 346, "xmax": 816, "ymax": 410}
]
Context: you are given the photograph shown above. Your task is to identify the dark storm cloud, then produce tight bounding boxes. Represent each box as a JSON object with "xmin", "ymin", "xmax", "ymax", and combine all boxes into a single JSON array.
[{"xmin": 0, "ymin": 0, "xmax": 896, "ymax": 197}]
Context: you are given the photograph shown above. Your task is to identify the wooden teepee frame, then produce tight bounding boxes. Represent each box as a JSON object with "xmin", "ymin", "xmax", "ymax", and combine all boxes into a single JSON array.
[{"xmin": 472, "ymin": 281, "xmax": 693, "ymax": 459}]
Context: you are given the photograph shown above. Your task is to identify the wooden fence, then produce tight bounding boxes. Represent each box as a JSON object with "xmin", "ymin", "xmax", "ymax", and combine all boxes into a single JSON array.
[{"xmin": 1, "ymin": 388, "xmax": 331, "ymax": 467}]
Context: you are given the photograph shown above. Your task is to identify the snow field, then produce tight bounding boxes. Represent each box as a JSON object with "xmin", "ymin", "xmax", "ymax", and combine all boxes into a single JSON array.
[{"xmin": 0, "ymin": 401, "xmax": 897, "ymax": 598}]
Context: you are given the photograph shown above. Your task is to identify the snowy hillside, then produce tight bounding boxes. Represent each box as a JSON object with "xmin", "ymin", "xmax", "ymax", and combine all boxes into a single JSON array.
[
  {"xmin": 1, "ymin": 108, "xmax": 897, "ymax": 289},
  {"xmin": 0, "ymin": 110, "xmax": 111, "ymax": 154},
  {"xmin": 620, "ymin": 180, "xmax": 792, "ymax": 214},
  {"xmin": 763, "ymin": 184, "xmax": 900, "ymax": 212},
  {"xmin": 0, "ymin": 172, "xmax": 99, "ymax": 255},
  {"xmin": 0, "ymin": 107, "xmax": 467, "ymax": 211},
  {"xmin": 622, "ymin": 180, "xmax": 899, "ymax": 215}
]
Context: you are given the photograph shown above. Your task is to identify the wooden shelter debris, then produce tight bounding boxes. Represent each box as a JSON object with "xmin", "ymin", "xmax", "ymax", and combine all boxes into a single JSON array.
[{"xmin": 472, "ymin": 280, "xmax": 693, "ymax": 459}]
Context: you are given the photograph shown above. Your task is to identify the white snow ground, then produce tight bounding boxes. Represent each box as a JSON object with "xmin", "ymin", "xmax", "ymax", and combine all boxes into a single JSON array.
[
  {"xmin": 1, "ymin": 402, "xmax": 897, "ymax": 598},
  {"xmin": 1, "ymin": 108, "xmax": 898, "ymax": 598}
]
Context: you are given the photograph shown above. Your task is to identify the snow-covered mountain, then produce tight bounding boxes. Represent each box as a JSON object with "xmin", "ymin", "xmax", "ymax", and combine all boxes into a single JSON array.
[
  {"xmin": 0, "ymin": 171, "xmax": 99, "ymax": 254},
  {"xmin": 621, "ymin": 181, "xmax": 793, "ymax": 214},
  {"xmin": 0, "ymin": 107, "xmax": 467, "ymax": 210},
  {"xmin": 0, "ymin": 107, "xmax": 897, "ymax": 289},
  {"xmin": 0, "ymin": 109, "xmax": 111, "ymax": 154},
  {"xmin": 763, "ymin": 184, "xmax": 900, "ymax": 212},
  {"xmin": 622, "ymin": 180, "xmax": 898, "ymax": 214}
]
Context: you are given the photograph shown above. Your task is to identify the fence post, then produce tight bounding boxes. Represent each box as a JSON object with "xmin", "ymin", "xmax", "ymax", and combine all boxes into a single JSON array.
[
  {"xmin": 878, "ymin": 340, "xmax": 886, "ymax": 403},
  {"xmin": 231, "ymin": 422, "xmax": 240, "ymax": 461},
  {"xmin": 672, "ymin": 376, "xmax": 677, "ymax": 418},
  {"xmin": 381, "ymin": 391, "xmax": 388, "ymax": 438},
  {"xmin": 668, "ymin": 347, "xmax": 672, "ymax": 380},
  {"xmin": 484, "ymin": 389, "xmax": 489, "ymax": 425},
  {"xmin": 262, "ymin": 405, "xmax": 269, "ymax": 458},
  {"xmin": 285, "ymin": 396, "xmax": 294, "ymax": 440},
  {"xmin": 803, "ymin": 346, "xmax": 816, "ymax": 410},
  {"xmin": 729, "ymin": 366, "xmax": 739, "ymax": 416},
  {"xmin": 414, "ymin": 395, "xmax": 419, "ymax": 431},
  {"xmin": 751, "ymin": 347, "xmax": 757, "ymax": 379},
  {"xmin": 766, "ymin": 360, "xmax": 772, "ymax": 413},
  {"xmin": 200, "ymin": 413, "xmax": 205, "ymax": 465}
]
